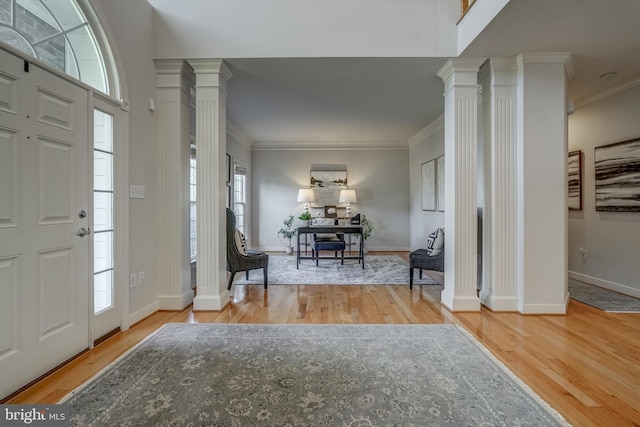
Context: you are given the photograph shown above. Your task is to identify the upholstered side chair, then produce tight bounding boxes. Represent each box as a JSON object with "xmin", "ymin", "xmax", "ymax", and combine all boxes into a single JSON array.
[{"xmin": 226, "ymin": 208, "xmax": 268, "ymax": 290}]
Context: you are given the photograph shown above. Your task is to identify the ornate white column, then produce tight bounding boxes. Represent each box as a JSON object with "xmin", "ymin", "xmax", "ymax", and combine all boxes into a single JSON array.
[
  {"xmin": 154, "ymin": 60, "xmax": 194, "ymax": 309},
  {"xmin": 516, "ymin": 53, "xmax": 573, "ymax": 314},
  {"xmin": 437, "ymin": 58, "xmax": 486, "ymax": 312},
  {"xmin": 190, "ymin": 59, "xmax": 232, "ymax": 310},
  {"xmin": 481, "ymin": 58, "xmax": 519, "ymax": 311}
]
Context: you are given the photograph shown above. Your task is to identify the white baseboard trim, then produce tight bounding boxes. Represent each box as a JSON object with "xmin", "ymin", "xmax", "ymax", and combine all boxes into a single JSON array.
[
  {"xmin": 519, "ymin": 302, "xmax": 567, "ymax": 315},
  {"xmin": 129, "ymin": 301, "xmax": 158, "ymax": 327},
  {"xmin": 568, "ymin": 271, "xmax": 640, "ymax": 299},
  {"xmin": 157, "ymin": 289, "xmax": 195, "ymax": 310}
]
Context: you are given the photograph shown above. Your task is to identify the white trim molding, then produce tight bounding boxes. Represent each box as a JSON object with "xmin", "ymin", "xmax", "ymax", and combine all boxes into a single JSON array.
[
  {"xmin": 408, "ymin": 115, "xmax": 444, "ymax": 148},
  {"xmin": 251, "ymin": 140, "xmax": 408, "ymax": 150},
  {"xmin": 569, "ymin": 271, "xmax": 640, "ymax": 300}
]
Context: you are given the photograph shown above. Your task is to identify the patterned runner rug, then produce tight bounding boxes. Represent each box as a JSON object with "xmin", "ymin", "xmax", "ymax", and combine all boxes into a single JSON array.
[
  {"xmin": 569, "ymin": 279, "xmax": 640, "ymax": 312},
  {"xmin": 233, "ymin": 254, "xmax": 441, "ymax": 286},
  {"xmin": 62, "ymin": 323, "xmax": 571, "ymax": 426}
]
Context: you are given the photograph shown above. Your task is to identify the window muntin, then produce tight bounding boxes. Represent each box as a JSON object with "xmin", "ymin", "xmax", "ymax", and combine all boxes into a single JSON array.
[
  {"xmin": 93, "ymin": 109, "xmax": 114, "ymax": 314},
  {"xmin": 0, "ymin": 0, "xmax": 108, "ymax": 93},
  {"xmin": 190, "ymin": 144, "xmax": 197, "ymax": 261}
]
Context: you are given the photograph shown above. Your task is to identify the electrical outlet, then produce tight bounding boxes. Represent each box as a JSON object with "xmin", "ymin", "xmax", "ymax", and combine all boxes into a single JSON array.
[
  {"xmin": 130, "ymin": 273, "xmax": 137, "ymax": 288},
  {"xmin": 139, "ymin": 271, "xmax": 145, "ymax": 284},
  {"xmin": 579, "ymin": 247, "xmax": 587, "ymax": 259}
]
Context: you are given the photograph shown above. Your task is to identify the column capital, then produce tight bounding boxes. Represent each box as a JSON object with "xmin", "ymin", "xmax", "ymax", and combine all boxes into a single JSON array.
[
  {"xmin": 516, "ymin": 53, "xmax": 574, "ymax": 79},
  {"xmin": 189, "ymin": 59, "xmax": 233, "ymax": 82},
  {"xmin": 437, "ymin": 58, "xmax": 487, "ymax": 87},
  {"xmin": 489, "ymin": 58, "xmax": 518, "ymax": 87}
]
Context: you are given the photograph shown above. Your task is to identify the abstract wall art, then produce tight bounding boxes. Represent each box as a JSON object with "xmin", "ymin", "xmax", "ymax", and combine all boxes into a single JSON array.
[
  {"xmin": 568, "ymin": 150, "xmax": 582, "ymax": 210},
  {"xmin": 595, "ymin": 137, "xmax": 640, "ymax": 212}
]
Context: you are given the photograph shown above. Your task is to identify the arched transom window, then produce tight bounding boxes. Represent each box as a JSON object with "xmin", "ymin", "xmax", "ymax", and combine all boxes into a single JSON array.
[{"xmin": 0, "ymin": 0, "xmax": 109, "ymax": 93}]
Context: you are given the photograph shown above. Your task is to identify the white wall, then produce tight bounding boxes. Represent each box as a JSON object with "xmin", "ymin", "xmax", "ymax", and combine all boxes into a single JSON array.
[
  {"xmin": 568, "ymin": 84, "xmax": 640, "ymax": 297},
  {"xmin": 251, "ymin": 148, "xmax": 410, "ymax": 251},
  {"xmin": 150, "ymin": 0, "xmax": 459, "ymax": 59},
  {"xmin": 95, "ymin": 0, "xmax": 159, "ymax": 320},
  {"xmin": 408, "ymin": 117, "xmax": 445, "ymax": 250}
]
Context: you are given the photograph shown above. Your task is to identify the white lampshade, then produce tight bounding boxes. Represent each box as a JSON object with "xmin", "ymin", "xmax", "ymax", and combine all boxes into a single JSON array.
[
  {"xmin": 339, "ymin": 189, "xmax": 357, "ymax": 203},
  {"xmin": 297, "ymin": 188, "xmax": 315, "ymax": 202}
]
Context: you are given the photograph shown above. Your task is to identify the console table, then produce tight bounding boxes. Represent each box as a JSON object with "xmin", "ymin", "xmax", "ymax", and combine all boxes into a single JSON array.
[{"xmin": 296, "ymin": 225, "xmax": 364, "ymax": 269}]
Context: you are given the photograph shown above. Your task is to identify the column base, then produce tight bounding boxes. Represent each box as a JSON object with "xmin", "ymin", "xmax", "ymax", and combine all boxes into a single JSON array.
[
  {"xmin": 193, "ymin": 292, "xmax": 230, "ymax": 311},
  {"xmin": 481, "ymin": 294, "xmax": 519, "ymax": 312},
  {"xmin": 157, "ymin": 289, "xmax": 195, "ymax": 310},
  {"xmin": 440, "ymin": 290, "xmax": 481, "ymax": 312}
]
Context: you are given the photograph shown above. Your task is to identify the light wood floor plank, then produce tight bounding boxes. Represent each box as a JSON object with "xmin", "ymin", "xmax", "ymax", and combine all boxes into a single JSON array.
[{"xmin": 5, "ymin": 252, "xmax": 640, "ymax": 427}]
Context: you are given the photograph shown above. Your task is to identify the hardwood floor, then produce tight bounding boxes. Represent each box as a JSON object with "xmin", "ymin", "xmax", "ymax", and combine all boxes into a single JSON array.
[{"xmin": 6, "ymin": 253, "xmax": 640, "ymax": 427}]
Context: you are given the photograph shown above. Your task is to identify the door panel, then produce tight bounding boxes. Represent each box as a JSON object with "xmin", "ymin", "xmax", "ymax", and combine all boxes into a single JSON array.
[
  {"xmin": 0, "ymin": 128, "xmax": 19, "ymax": 228},
  {"xmin": 0, "ymin": 256, "xmax": 19, "ymax": 361},
  {"xmin": 38, "ymin": 138, "xmax": 74, "ymax": 224},
  {"xmin": 0, "ymin": 49, "xmax": 90, "ymax": 400}
]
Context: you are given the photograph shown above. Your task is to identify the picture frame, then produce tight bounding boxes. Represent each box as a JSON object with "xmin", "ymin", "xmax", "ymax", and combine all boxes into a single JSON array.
[
  {"xmin": 436, "ymin": 155, "xmax": 445, "ymax": 212},
  {"xmin": 421, "ymin": 159, "xmax": 436, "ymax": 211},
  {"xmin": 310, "ymin": 170, "xmax": 347, "ymax": 207},
  {"xmin": 568, "ymin": 150, "xmax": 582, "ymax": 210},
  {"xmin": 226, "ymin": 154, "xmax": 231, "ymax": 184},
  {"xmin": 595, "ymin": 137, "xmax": 640, "ymax": 212}
]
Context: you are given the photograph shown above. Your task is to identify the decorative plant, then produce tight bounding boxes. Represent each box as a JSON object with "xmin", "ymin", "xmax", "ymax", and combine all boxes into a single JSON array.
[
  {"xmin": 298, "ymin": 212, "xmax": 312, "ymax": 221},
  {"xmin": 361, "ymin": 215, "xmax": 373, "ymax": 240},
  {"xmin": 276, "ymin": 215, "xmax": 297, "ymax": 248}
]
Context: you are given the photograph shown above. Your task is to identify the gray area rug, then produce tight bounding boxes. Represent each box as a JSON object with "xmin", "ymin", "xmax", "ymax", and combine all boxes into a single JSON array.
[
  {"xmin": 62, "ymin": 323, "xmax": 570, "ymax": 427},
  {"xmin": 569, "ymin": 279, "xmax": 640, "ymax": 312},
  {"xmin": 234, "ymin": 254, "xmax": 441, "ymax": 286}
]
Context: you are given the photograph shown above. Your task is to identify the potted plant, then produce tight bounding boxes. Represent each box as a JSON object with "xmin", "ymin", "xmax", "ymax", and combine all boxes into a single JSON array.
[
  {"xmin": 298, "ymin": 211, "xmax": 312, "ymax": 226},
  {"xmin": 361, "ymin": 215, "xmax": 373, "ymax": 253},
  {"xmin": 277, "ymin": 215, "xmax": 296, "ymax": 255}
]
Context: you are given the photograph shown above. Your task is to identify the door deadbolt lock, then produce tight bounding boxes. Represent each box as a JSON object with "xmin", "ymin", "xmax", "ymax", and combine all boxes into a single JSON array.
[{"xmin": 79, "ymin": 210, "xmax": 87, "ymax": 218}]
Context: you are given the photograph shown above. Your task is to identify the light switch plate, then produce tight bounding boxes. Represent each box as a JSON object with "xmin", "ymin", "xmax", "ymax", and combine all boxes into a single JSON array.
[{"xmin": 130, "ymin": 185, "xmax": 145, "ymax": 199}]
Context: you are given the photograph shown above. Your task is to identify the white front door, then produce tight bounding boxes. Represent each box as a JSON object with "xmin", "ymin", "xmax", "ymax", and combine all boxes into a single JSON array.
[{"xmin": 0, "ymin": 49, "xmax": 90, "ymax": 399}]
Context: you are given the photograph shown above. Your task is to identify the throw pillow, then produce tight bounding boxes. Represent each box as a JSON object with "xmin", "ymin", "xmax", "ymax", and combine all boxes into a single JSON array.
[
  {"xmin": 313, "ymin": 217, "xmax": 338, "ymax": 240},
  {"xmin": 426, "ymin": 227, "xmax": 444, "ymax": 256},
  {"xmin": 234, "ymin": 229, "xmax": 247, "ymax": 255}
]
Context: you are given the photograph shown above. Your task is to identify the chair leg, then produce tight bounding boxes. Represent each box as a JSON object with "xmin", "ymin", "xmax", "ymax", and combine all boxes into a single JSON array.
[
  {"xmin": 263, "ymin": 266, "xmax": 268, "ymax": 289},
  {"xmin": 341, "ymin": 249, "xmax": 344, "ymax": 265},
  {"xmin": 246, "ymin": 270, "xmax": 249, "ymax": 280},
  {"xmin": 227, "ymin": 272, "xmax": 236, "ymax": 290},
  {"xmin": 419, "ymin": 269, "xmax": 423, "ymax": 279},
  {"xmin": 409, "ymin": 268, "xmax": 414, "ymax": 289}
]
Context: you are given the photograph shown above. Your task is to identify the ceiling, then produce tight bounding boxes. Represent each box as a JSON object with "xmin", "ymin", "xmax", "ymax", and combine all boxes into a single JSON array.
[{"xmin": 224, "ymin": 0, "xmax": 640, "ymax": 145}]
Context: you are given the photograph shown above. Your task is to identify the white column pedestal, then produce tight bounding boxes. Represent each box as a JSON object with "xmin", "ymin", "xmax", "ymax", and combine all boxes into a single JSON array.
[
  {"xmin": 190, "ymin": 59, "xmax": 232, "ymax": 311},
  {"xmin": 154, "ymin": 59, "xmax": 194, "ymax": 310},
  {"xmin": 437, "ymin": 58, "xmax": 486, "ymax": 312}
]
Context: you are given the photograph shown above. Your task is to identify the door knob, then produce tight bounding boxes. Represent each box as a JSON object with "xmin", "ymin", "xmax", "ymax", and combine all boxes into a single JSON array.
[{"xmin": 77, "ymin": 227, "xmax": 91, "ymax": 237}]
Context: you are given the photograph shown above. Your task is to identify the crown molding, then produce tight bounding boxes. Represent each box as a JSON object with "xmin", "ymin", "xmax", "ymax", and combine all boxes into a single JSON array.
[
  {"xmin": 574, "ymin": 76, "xmax": 640, "ymax": 109},
  {"xmin": 408, "ymin": 115, "xmax": 444, "ymax": 148},
  {"xmin": 227, "ymin": 121, "xmax": 253, "ymax": 149},
  {"xmin": 251, "ymin": 140, "xmax": 408, "ymax": 151}
]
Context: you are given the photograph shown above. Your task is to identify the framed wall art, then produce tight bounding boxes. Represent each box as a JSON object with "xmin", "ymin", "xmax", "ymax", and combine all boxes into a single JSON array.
[
  {"xmin": 595, "ymin": 137, "xmax": 640, "ymax": 212},
  {"xmin": 310, "ymin": 170, "xmax": 347, "ymax": 207},
  {"xmin": 436, "ymin": 155, "xmax": 445, "ymax": 212},
  {"xmin": 421, "ymin": 159, "xmax": 436, "ymax": 211},
  {"xmin": 568, "ymin": 150, "xmax": 582, "ymax": 210}
]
